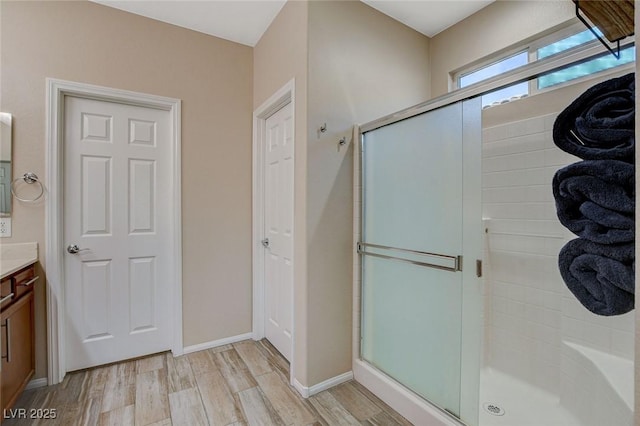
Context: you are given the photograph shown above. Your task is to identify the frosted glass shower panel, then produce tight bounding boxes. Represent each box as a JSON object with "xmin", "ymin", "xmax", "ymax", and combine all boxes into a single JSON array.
[
  {"xmin": 361, "ymin": 102, "xmax": 465, "ymax": 417},
  {"xmin": 361, "ymin": 255, "xmax": 463, "ymax": 415},
  {"xmin": 362, "ymin": 103, "xmax": 463, "ymax": 255}
]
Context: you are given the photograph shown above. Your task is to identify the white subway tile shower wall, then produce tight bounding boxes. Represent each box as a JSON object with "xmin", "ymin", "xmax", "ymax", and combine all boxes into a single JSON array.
[{"xmin": 482, "ymin": 112, "xmax": 635, "ymax": 394}]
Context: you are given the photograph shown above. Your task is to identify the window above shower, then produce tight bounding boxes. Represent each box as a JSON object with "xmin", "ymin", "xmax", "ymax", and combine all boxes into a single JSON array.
[{"xmin": 453, "ymin": 22, "xmax": 636, "ymax": 108}]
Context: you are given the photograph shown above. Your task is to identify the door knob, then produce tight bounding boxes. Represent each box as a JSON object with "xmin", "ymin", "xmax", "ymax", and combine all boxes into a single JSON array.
[{"xmin": 67, "ymin": 244, "xmax": 89, "ymax": 254}]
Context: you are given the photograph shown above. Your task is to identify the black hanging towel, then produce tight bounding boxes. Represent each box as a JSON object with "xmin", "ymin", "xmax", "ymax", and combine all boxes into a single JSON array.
[
  {"xmin": 553, "ymin": 73, "xmax": 635, "ymax": 316},
  {"xmin": 553, "ymin": 72, "xmax": 635, "ymax": 162}
]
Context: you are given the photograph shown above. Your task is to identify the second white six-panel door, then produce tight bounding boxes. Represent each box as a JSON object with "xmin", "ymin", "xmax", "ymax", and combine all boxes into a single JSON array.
[{"xmin": 263, "ymin": 102, "xmax": 294, "ymax": 361}]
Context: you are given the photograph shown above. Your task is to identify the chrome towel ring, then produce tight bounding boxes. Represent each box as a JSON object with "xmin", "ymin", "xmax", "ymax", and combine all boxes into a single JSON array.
[{"xmin": 11, "ymin": 172, "xmax": 44, "ymax": 202}]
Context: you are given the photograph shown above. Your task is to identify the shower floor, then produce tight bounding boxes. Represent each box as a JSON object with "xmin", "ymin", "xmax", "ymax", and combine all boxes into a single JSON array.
[{"xmin": 479, "ymin": 368, "xmax": 580, "ymax": 426}]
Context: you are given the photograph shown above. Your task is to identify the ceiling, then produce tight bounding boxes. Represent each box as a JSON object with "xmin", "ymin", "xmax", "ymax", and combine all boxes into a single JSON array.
[
  {"xmin": 92, "ymin": 0, "xmax": 288, "ymax": 46},
  {"xmin": 92, "ymin": 0, "xmax": 494, "ymax": 47},
  {"xmin": 362, "ymin": 1, "xmax": 494, "ymax": 38}
]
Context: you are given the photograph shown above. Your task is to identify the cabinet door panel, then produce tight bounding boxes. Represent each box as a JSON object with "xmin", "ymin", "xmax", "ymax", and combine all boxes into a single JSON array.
[{"xmin": 1, "ymin": 292, "xmax": 34, "ymax": 410}]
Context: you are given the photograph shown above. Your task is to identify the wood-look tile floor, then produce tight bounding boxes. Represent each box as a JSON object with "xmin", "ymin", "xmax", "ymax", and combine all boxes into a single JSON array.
[{"xmin": 5, "ymin": 339, "xmax": 413, "ymax": 426}]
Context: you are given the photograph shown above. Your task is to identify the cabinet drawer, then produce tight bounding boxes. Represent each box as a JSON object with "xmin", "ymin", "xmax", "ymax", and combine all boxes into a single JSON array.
[
  {"xmin": 0, "ymin": 278, "xmax": 12, "ymax": 309},
  {"xmin": 12, "ymin": 266, "xmax": 37, "ymax": 300}
]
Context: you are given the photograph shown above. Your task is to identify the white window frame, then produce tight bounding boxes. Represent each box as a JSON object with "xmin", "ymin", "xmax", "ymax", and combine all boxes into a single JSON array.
[
  {"xmin": 452, "ymin": 45, "xmax": 530, "ymax": 91},
  {"xmin": 528, "ymin": 22, "xmax": 635, "ymax": 94},
  {"xmin": 451, "ymin": 20, "xmax": 635, "ymax": 99}
]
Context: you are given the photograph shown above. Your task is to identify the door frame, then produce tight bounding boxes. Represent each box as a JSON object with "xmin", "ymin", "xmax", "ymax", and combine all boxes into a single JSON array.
[
  {"xmin": 252, "ymin": 79, "xmax": 295, "ymax": 378},
  {"xmin": 45, "ymin": 78, "xmax": 183, "ymax": 385}
]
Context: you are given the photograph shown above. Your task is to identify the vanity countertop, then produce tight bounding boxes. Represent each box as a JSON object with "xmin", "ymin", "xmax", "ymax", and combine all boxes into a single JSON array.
[{"xmin": 1, "ymin": 242, "xmax": 38, "ymax": 279}]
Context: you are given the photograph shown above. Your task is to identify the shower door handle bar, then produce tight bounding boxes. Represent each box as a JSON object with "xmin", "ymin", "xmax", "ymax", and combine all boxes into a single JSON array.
[{"xmin": 357, "ymin": 242, "xmax": 462, "ymax": 272}]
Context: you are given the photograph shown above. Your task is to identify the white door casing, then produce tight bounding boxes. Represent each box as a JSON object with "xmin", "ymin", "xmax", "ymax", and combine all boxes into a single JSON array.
[
  {"xmin": 63, "ymin": 96, "xmax": 172, "ymax": 371},
  {"xmin": 46, "ymin": 79, "xmax": 182, "ymax": 383},
  {"xmin": 263, "ymin": 102, "xmax": 294, "ymax": 361}
]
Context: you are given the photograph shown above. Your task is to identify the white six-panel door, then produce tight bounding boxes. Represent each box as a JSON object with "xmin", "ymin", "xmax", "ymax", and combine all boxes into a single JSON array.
[
  {"xmin": 64, "ymin": 96, "xmax": 172, "ymax": 371},
  {"xmin": 263, "ymin": 102, "xmax": 294, "ymax": 361}
]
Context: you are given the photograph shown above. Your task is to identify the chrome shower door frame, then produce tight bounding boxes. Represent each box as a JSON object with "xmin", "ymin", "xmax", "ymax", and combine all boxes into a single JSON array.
[{"xmin": 356, "ymin": 97, "xmax": 483, "ymax": 426}]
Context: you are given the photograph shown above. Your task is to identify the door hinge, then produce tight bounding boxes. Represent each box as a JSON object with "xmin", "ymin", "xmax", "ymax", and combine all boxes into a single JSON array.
[{"xmin": 476, "ymin": 259, "xmax": 483, "ymax": 278}]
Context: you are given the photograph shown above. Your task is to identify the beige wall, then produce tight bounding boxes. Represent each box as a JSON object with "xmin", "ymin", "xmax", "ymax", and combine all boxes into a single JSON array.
[
  {"xmin": 253, "ymin": 0, "xmax": 310, "ymax": 385},
  {"xmin": 253, "ymin": 0, "xmax": 430, "ymax": 387},
  {"xmin": 429, "ymin": 0, "xmax": 575, "ymax": 98},
  {"xmin": 306, "ymin": 0, "xmax": 430, "ymax": 385},
  {"xmin": 1, "ymin": 0, "xmax": 253, "ymax": 379}
]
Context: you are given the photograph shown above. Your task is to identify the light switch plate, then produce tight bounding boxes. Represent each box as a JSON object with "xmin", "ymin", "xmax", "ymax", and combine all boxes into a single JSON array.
[{"xmin": 0, "ymin": 217, "xmax": 12, "ymax": 237}]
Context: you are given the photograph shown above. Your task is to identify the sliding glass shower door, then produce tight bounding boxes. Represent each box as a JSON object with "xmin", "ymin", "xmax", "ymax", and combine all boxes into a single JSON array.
[{"xmin": 360, "ymin": 99, "xmax": 482, "ymax": 422}]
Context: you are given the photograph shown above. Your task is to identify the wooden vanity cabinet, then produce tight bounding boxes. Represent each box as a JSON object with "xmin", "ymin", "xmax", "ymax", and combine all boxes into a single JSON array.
[
  {"xmin": 0, "ymin": 278, "xmax": 11, "ymax": 311},
  {"xmin": 0, "ymin": 264, "xmax": 36, "ymax": 416}
]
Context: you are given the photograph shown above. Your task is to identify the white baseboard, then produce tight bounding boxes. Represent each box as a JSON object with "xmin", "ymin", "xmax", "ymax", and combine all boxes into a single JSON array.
[
  {"xmin": 182, "ymin": 332, "xmax": 254, "ymax": 355},
  {"xmin": 25, "ymin": 378, "xmax": 48, "ymax": 390},
  {"xmin": 293, "ymin": 371, "xmax": 354, "ymax": 398},
  {"xmin": 293, "ymin": 378, "xmax": 308, "ymax": 397}
]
